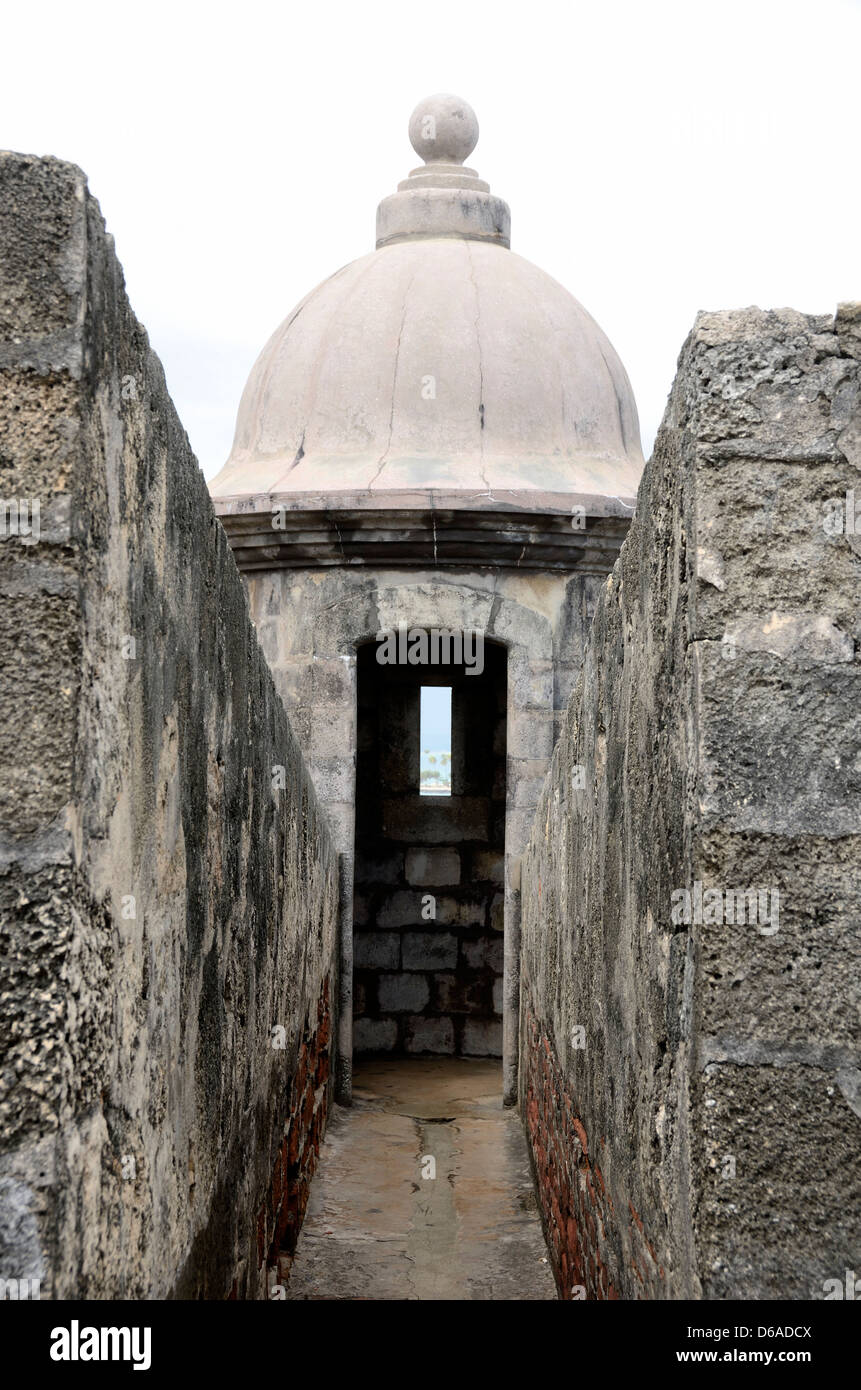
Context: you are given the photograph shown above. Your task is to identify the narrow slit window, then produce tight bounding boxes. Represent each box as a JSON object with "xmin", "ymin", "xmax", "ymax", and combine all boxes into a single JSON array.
[{"xmin": 420, "ymin": 686, "xmax": 452, "ymax": 796}]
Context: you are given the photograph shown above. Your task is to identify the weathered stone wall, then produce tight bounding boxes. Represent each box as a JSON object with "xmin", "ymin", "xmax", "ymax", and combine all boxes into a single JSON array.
[
  {"xmin": 520, "ymin": 306, "xmax": 861, "ymax": 1299},
  {"xmin": 0, "ymin": 154, "xmax": 339, "ymax": 1299}
]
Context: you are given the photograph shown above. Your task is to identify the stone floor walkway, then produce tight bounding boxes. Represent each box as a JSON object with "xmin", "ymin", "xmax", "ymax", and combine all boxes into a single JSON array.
[{"xmin": 285, "ymin": 1057, "xmax": 558, "ymax": 1300}]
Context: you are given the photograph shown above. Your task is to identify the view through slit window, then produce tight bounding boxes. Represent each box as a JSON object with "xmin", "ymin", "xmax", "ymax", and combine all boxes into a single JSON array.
[{"xmin": 420, "ymin": 686, "xmax": 452, "ymax": 796}]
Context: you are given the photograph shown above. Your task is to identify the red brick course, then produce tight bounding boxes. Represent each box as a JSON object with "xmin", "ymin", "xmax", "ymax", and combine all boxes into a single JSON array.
[
  {"xmin": 523, "ymin": 1004, "xmax": 662, "ymax": 1299},
  {"xmin": 256, "ymin": 974, "xmax": 332, "ymax": 1277}
]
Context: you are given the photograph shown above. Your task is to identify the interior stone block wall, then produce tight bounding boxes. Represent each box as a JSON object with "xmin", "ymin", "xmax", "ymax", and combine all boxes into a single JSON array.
[
  {"xmin": 352, "ymin": 641, "xmax": 506, "ymax": 1056},
  {"xmin": 0, "ymin": 154, "xmax": 339, "ymax": 1299},
  {"xmin": 519, "ymin": 305, "xmax": 861, "ymax": 1300}
]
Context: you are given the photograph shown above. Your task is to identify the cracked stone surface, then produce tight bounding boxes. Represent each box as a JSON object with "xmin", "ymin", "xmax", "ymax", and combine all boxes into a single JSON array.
[{"xmin": 285, "ymin": 1058, "xmax": 557, "ymax": 1300}]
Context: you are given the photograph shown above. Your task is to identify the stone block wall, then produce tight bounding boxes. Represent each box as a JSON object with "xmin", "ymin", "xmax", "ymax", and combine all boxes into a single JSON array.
[
  {"xmin": 353, "ymin": 641, "xmax": 506, "ymax": 1056},
  {"xmin": 519, "ymin": 306, "xmax": 861, "ymax": 1299},
  {"xmin": 0, "ymin": 154, "xmax": 339, "ymax": 1299}
]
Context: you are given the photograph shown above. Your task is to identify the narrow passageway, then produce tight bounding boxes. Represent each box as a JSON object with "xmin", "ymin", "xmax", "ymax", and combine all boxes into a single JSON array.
[{"xmin": 286, "ymin": 1059, "xmax": 557, "ymax": 1300}]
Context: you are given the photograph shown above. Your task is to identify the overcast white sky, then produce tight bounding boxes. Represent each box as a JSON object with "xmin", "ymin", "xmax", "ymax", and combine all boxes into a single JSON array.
[{"xmin": 4, "ymin": 0, "xmax": 859, "ymax": 478}]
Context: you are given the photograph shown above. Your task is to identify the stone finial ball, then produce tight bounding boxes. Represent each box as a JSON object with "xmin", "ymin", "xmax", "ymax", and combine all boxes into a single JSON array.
[{"xmin": 408, "ymin": 94, "xmax": 479, "ymax": 165}]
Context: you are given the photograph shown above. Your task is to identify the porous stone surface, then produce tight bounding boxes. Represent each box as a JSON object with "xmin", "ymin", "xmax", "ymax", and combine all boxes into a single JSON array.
[
  {"xmin": 520, "ymin": 306, "xmax": 861, "ymax": 1299},
  {"xmin": 0, "ymin": 154, "xmax": 339, "ymax": 1298}
]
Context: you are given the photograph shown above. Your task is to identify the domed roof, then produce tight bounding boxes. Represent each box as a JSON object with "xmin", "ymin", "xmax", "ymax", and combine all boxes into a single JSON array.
[{"xmin": 210, "ymin": 96, "xmax": 643, "ymax": 503}]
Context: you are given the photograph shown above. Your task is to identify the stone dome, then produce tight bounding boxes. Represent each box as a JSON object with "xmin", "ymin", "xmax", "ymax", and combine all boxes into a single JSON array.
[{"xmin": 210, "ymin": 96, "xmax": 643, "ymax": 502}]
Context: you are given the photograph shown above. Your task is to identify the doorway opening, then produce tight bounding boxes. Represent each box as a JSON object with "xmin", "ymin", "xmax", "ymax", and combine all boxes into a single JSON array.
[{"xmin": 352, "ymin": 636, "xmax": 506, "ymax": 1059}]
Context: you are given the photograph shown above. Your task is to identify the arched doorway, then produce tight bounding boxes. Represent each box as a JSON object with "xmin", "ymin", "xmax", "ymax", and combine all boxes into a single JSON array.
[{"xmin": 351, "ymin": 634, "xmax": 507, "ymax": 1063}]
